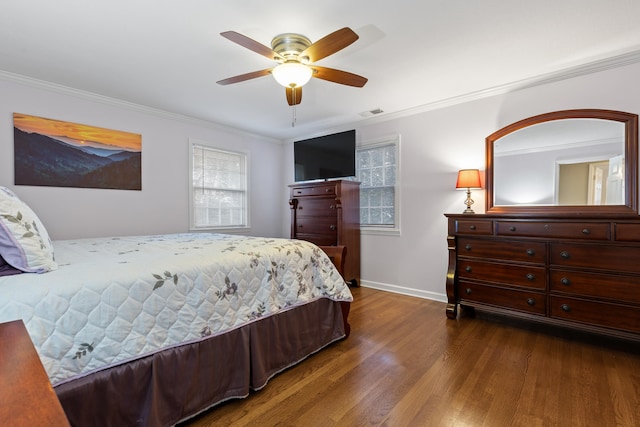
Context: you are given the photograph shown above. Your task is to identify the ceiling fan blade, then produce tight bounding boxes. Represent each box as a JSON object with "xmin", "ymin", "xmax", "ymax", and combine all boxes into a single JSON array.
[
  {"xmin": 300, "ymin": 27, "xmax": 359, "ymax": 63},
  {"xmin": 216, "ymin": 68, "xmax": 273, "ymax": 85},
  {"xmin": 286, "ymin": 87, "xmax": 302, "ymax": 106},
  {"xmin": 220, "ymin": 31, "xmax": 284, "ymax": 61},
  {"xmin": 310, "ymin": 66, "xmax": 368, "ymax": 87}
]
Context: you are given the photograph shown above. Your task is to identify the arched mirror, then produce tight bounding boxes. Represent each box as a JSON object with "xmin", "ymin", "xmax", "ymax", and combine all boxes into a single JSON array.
[{"xmin": 486, "ymin": 109, "xmax": 638, "ymax": 215}]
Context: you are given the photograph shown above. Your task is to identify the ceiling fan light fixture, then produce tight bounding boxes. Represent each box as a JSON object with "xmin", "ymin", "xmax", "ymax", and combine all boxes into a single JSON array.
[{"xmin": 272, "ymin": 62, "xmax": 313, "ymax": 88}]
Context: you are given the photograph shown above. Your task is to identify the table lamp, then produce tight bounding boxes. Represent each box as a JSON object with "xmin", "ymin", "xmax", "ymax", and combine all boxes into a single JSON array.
[{"xmin": 456, "ymin": 169, "xmax": 482, "ymax": 214}]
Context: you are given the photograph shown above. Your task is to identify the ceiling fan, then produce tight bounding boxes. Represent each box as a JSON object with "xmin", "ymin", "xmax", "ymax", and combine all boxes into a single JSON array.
[{"xmin": 216, "ymin": 27, "xmax": 368, "ymax": 106}]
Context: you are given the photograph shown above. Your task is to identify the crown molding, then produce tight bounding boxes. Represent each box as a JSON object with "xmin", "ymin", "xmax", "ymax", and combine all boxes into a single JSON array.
[
  {"xmin": 284, "ymin": 49, "xmax": 640, "ymax": 143},
  {"xmin": 353, "ymin": 49, "xmax": 640, "ymax": 128},
  {"xmin": 3, "ymin": 48, "xmax": 640, "ymax": 145},
  {"xmin": 0, "ymin": 69, "xmax": 282, "ymax": 144}
]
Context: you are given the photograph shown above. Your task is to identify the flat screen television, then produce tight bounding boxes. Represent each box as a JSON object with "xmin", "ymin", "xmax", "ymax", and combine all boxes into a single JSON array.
[{"xmin": 294, "ymin": 129, "xmax": 356, "ymax": 182}]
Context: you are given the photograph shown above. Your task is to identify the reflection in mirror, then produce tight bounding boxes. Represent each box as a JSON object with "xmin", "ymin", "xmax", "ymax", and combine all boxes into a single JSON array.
[{"xmin": 493, "ymin": 119, "xmax": 625, "ymax": 206}]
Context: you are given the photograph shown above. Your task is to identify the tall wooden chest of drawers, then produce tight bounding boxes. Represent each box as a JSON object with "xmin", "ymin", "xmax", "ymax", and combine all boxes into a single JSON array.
[
  {"xmin": 445, "ymin": 214, "xmax": 640, "ymax": 340},
  {"xmin": 290, "ymin": 180, "xmax": 360, "ymax": 286}
]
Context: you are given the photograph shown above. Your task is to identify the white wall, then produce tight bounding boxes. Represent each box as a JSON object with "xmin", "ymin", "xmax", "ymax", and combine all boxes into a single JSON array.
[
  {"xmin": 0, "ymin": 77, "xmax": 286, "ymax": 240},
  {"xmin": 282, "ymin": 61, "xmax": 640, "ymax": 302},
  {"xmin": 3, "ymin": 61, "xmax": 640, "ymax": 304}
]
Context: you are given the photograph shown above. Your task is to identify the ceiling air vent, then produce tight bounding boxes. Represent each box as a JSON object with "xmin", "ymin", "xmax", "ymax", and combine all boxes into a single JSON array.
[{"xmin": 359, "ymin": 108, "xmax": 384, "ymax": 117}]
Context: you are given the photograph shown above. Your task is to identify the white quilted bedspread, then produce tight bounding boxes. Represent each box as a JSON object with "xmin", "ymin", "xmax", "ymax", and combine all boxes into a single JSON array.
[{"xmin": 0, "ymin": 233, "xmax": 353, "ymax": 386}]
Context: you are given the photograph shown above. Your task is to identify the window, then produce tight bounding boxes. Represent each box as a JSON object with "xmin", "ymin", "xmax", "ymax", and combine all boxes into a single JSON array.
[
  {"xmin": 356, "ymin": 135, "xmax": 400, "ymax": 234},
  {"xmin": 189, "ymin": 141, "xmax": 248, "ymax": 230}
]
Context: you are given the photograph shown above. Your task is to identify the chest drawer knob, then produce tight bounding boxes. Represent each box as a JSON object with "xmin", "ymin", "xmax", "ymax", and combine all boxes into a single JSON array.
[
  {"xmin": 509, "ymin": 226, "xmax": 516, "ymax": 232},
  {"xmin": 560, "ymin": 277, "xmax": 571, "ymax": 286},
  {"xmin": 464, "ymin": 244, "xmax": 472, "ymax": 251},
  {"xmin": 329, "ymin": 204, "xmax": 335, "ymax": 209},
  {"xmin": 465, "ymin": 288, "xmax": 472, "ymax": 295},
  {"xmin": 561, "ymin": 304, "xmax": 571, "ymax": 312},
  {"xmin": 527, "ymin": 298, "xmax": 536, "ymax": 306},
  {"xmin": 582, "ymin": 228, "xmax": 590, "ymax": 235},
  {"xmin": 560, "ymin": 251, "xmax": 570, "ymax": 259},
  {"xmin": 526, "ymin": 273, "xmax": 535, "ymax": 281},
  {"xmin": 329, "ymin": 224, "xmax": 336, "ymax": 231},
  {"xmin": 526, "ymin": 249, "xmax": 535, "ymax": 256},
  {"xmin": 465, "ymin": 266, "xmax": 472, "ymax": 273},
  {"xmin": 469, "ymin": 225, "xmax": 476, "ymax": 230}
]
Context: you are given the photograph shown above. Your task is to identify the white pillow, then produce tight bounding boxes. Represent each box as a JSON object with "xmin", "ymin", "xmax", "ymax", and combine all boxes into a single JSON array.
[{"xmin": 0, "ymin": 187, "xmax": 57, "ymax": 273}]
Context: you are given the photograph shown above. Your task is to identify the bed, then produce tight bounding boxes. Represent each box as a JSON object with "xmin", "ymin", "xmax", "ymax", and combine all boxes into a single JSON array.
[{"xmin": 0, "ymin": 188, "xmax": 352, "ymax": 426}]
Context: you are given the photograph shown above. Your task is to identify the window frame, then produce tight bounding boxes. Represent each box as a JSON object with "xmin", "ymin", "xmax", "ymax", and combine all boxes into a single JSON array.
[
  {"xmin": 188, "ymin": 139, "xmax": 250, "ymax": 232},
  {"xmin": 356, "ymin": 134, "xmax": 401, "ymax": 236}
]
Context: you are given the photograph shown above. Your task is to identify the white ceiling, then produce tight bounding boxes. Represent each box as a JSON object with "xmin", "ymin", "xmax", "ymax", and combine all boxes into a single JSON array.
[{"xmin": 2, "ymin": 0, "xmax": 640, "ymax": 141}]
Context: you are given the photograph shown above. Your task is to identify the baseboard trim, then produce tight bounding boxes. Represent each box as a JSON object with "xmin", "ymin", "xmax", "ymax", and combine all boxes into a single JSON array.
[{"xmin": 359, "ymin": 280, "xmax": 447, "ymax": 303}]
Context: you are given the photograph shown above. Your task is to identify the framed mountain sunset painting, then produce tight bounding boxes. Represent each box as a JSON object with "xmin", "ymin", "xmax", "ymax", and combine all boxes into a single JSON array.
[{"xmin": 13, "ymin": 113, "xmax": 142, "ymax": 190}]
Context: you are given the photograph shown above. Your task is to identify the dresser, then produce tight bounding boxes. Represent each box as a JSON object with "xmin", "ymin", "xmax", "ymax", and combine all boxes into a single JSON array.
[
  {"xmin": 289, "ymin": 180, "xmax": 360, "ymax": 286},
  {"xmin": 445, "ymin": 214, "xmax": 640, "ymax": 340}
]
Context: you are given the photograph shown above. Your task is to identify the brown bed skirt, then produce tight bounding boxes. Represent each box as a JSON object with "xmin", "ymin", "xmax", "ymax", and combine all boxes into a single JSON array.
[{"xmin": 55, "ymin": 298, "xmax": 350, "ymax": 427}]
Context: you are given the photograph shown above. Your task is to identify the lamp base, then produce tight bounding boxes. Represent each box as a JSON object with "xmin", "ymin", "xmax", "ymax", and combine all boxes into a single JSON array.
[{"xmin": 462, "ymin": 189, "xmax": 475, "ymax": 214}]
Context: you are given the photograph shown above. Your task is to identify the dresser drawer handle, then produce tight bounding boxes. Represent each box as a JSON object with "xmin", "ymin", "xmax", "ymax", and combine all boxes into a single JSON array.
[
  {"xmin": 582, "ymin": 228, "xmax": 590, "ymax": 235},
  {"xmin": 325, "ymin": 188, "xmax": 332, "ymax": 193},
  {"xmin": 465, "ymin": 288, "xmax": 472, "ymax": 295},
  {"xmin": 561, "ymin": 304, "xmax": 571, "ymax": 312},
  {"xmin": 526, "ymin": 249, "xmax": 535, "ymax": 256},
  {"xmin": 465, "ymin": 266, "xmax": 472, "ymax": 273},
  {"xmin": 560, "ymin": 277, "xmax": 571, "ymax": 286},
  {"xmin": 329, "ymin": 225, "xmax": 336, "ymax": 231},
  {"xmin": 526, "ymin": 298, "xmax": 536, "ymax": 306},
  {"xmin": 469, "ymin": 225, "xmax": 476, "ymax": 230},
  {"xmin": 464, "ymin": 244, "xmax": 472, "ymax": 251},
  {"xmin": 526, "ymin": 273, "xmax": 535, "ymax": 281},
  {"xmin": 560, "ymin": 251, "xmax": 570, "ymax": 259},
  {"xmin": 509, "ymin": 226, "xmax": 516, "ymax": 232},
  {"xmin": 329, "ymin": 204, "xmax": 335, "ymax": 209}
]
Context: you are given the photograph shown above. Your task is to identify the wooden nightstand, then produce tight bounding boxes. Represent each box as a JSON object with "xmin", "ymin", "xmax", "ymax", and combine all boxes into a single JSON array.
[{"xmin": 0, "ymin": 320, "xmax": 69, "ymax": 426}]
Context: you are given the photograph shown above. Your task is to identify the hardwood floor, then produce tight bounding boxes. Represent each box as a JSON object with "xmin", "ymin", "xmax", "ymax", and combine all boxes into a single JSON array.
[{"xmin": 182, "ymin": 287, "xmax": 640, "ymax": 427}]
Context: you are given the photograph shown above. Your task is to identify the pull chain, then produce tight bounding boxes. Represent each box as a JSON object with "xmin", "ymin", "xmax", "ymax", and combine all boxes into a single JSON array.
[{"xmin": 291, "ymin": 86, "xmax": 297, "ymax": 127}]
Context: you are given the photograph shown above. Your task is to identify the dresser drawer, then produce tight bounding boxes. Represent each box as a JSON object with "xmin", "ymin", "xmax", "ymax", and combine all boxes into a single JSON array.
[
  {"xmin": 615, "ymin": 223, "xmax": 640, "ymax": 242},
  {"xmin": 459, "ymin": 260, "xmax": 546, "ymax": 290},
  {"xmin": 550, "ymin": 243, "xmax": 640, "ymax": 273},
  {"xmin": 458, "ymin": 237, "xmax": 546, "ymax": 264},
  {"xmin": 496, "ymin": 221, "xmax": 610, "ymax": 240},
  {"xmin": 294, "ymin": 197, "xmax": 339, "ymax": 217},
  {"xmin": 459, "ymin": 281, "xmax": 546, "ymax": 315},
  {"xmin": 295, "ymin": 216, "xmax": 338, "ymax": 237},
  {"xmin": 295, "ymin": 233, "xmax": 337, "ymax": 246},
  {"xmin": 550, "ymin": 270, "xmax": 640, "ymax": 303},
  {"xmin": 291, "ymin": 184, "xmax": 336, "ymax": 197},
  {"xmin": 550, "ymin": 296, "xmax": 640, "ymax": 333},
  {"xmin": 454, "ymin": 219, "xmax": 493, "ymax": 235}
]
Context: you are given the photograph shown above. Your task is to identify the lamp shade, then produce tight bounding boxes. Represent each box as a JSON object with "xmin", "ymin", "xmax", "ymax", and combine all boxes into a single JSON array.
[
  {"xmin": 456, "ymin": 169, "xmax": 482, "ymax": 189},
  {"xmin": 272, "ymin": 62, "xmax": 313, "ymax": 88}
]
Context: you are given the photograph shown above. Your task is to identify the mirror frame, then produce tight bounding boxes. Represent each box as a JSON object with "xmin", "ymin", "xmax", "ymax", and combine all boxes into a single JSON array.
[{"xmin": 486, "ymin": 109, "xmax": 639, "ymax": 216}]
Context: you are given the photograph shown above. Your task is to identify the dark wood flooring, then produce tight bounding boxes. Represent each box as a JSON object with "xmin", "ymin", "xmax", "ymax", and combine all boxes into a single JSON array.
[{"xmin": 182, "ymin": 287, "xmax": 640, "ymax": 427}]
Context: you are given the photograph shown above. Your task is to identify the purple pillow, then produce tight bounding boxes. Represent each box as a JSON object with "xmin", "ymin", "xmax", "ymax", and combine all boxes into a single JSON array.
[{"xmin": 0, "ymin": 254, "xmax": 23, "ymax": 277}]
